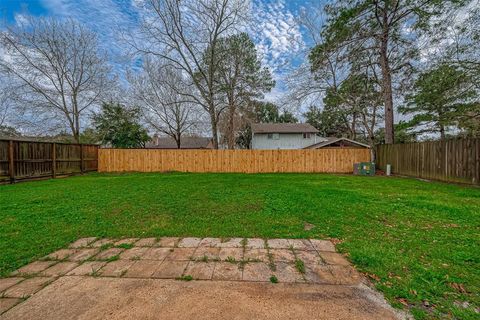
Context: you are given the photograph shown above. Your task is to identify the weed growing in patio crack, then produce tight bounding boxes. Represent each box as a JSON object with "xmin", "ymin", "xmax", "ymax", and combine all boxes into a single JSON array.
[
  {"xmin": 99, "ymin": 243, "xmax": 114, "ymax": 251},
  {"xmin": 176, "ymin": 275, "xmax": 193, "ymax": 281},
  {"xmin": 294, "ymin": 259, "xmax": 305, "ymax": 274},
  {"xmin": 240, "ymin": 238, "xmax": 248, "ymax": 248},
  {"xmin": 270, "ymin": 275, "xmax": 278, "ymax": 283},
  {"xmin": 198, "ymin": 255, "xmax": 209, "ymax": 262},
  {"xmin": 225, "ymin": 256, "xmax": 237, "ymax": 263},
  {"xmin": 105, "ymin": 255, "xmax": 120, "ymax": 262},
  {"xmin": 40, "ymin": 256, "xmax": 56, "ymax": 262},
  {"xmin": 116, "ymin": 243, "xmax": 134, "ymax": 249},
  {"xmin": 265, "ymin": 242, "xmax": 276, "ymax": 271},
  {"xmin": 90, "ymin": 269, "xmax": 101, "ymax": 277},
  {"xmin": 238, "ymin": 260, "xmax": 247, "ymax": 271}
]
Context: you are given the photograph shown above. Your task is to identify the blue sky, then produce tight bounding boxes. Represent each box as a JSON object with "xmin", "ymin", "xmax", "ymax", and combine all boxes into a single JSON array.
[{"xmin": 1, "ymin": 0, "xmax": 321, "ymax": 103}]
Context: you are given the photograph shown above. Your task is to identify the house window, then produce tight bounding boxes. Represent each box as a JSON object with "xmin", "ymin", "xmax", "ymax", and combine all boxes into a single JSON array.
[
  {"xmin": 268, "ymin": 133, "xmax": 280, "ymax": 140},
  {"xmin": 303, "ymin": 133, "xmax": 311, "ymax": 139}
]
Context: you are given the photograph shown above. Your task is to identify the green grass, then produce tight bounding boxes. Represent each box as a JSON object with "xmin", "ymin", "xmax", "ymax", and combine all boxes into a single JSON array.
[{"xmin": 0, "ymin": 172, "xmax": 479, "ymax": 319}]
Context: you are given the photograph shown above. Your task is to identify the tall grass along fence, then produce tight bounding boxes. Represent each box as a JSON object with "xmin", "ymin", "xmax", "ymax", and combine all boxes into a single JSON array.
[
  {"xmin": 98, "ymin": 148, "xmax": 371, "ymax": 173},
  {"xmin": 376, "ymin": 138, "xmax": 480, "ymax": 185},
  {"xmin": 0, "ymin": 139, "xmax": 99, "ymax": 183}
]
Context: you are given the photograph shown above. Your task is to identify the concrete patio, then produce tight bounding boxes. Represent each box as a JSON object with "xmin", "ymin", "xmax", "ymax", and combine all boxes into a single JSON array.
[{"xmin": 0, "ymin": 237, "xmax": 405, "ymax": 319}]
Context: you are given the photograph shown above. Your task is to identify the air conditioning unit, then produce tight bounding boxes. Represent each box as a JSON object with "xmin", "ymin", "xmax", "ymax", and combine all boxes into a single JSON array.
[{"xmin": 353, "ymin": 162, "xmax": 375, "ymax": 176}]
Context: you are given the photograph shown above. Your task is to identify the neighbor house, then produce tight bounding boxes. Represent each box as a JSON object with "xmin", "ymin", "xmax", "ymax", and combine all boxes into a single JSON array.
[
  {"xmin": 251, "ymin": 123, "xmax": 321, "ymax": 150},
  {"xmin": 250, "ymin": 123, "xmax": 371, "ymax": 150},
  {"xmin": 146, "ymin": 136, "xmax": 213, "ymax": 149}
]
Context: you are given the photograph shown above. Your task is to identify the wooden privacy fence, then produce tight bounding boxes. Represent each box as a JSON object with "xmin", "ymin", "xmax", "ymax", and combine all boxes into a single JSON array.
[
  {"xmin": 98, "ymin": 148, "xmax": 371, "ymax": 173},
  {"xmin": 376, "ymin": 138, "xmax": 480, "ymax": 185},
  {"xmin": 0, "ymin": 139, "xmax": 99, "ymax": 183}
]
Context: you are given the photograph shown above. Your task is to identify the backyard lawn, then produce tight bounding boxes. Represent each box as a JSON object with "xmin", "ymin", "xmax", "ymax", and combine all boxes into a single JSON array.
[{"xmin": 0, "ymin": 172, "xmax": 478, "ymax": 319}]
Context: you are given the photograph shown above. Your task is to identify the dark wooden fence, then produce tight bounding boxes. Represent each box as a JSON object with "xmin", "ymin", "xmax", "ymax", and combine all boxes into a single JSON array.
[
  {"xmin": 376, "ymin": 138, "xmax": 480, "ymax": 185},
  {"xmin": 0, "ymin": 139, "xmax": 99, "ymax": 183}
]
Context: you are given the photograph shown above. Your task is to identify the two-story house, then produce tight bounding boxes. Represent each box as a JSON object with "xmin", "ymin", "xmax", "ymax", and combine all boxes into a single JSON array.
[{"xmin": 251, "ymin": 123, "xmax": 325, "ymax": 150}]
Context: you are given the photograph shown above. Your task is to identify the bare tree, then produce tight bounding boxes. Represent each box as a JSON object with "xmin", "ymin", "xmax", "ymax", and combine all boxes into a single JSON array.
[
  {"xmin": 285, "ymin": 4, "xmax": 349, "ymax": 109},
  {"xmin": 129, "ymin": 58, "xmax": 199, "ymax": 148},
  {"xmin": 0, "ymin": 17, "xmax": 112, "ymax": 142},
  {"xmin": 128, "ymin": 0, "xmax": 248, "ymax": 149},
  {"xmin": 0, "ymin": 84, "xmax": 10, "ymax": 128}
]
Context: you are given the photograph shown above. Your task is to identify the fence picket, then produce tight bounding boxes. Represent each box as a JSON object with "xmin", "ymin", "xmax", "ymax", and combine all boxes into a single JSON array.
[{"xmin": 376, "ymin": 139, "xmax": 479, "ymax": 185}]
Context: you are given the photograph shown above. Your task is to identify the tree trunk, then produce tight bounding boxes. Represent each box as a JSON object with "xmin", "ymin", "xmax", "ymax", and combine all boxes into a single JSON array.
[
  {"xmin": 73, "ymin": 116, "xmax": 80, "ymax": 144},
  {"xmin": 210, "ymin": 111, "xmax": 219, "ymax": 149},
  {"xmin": 440, "ymin": 125, "xmax": 446, "ymax": 141},
  {"xmin": 351, "ymin": 113, "xmax": 357, "ymax": 140},
  {"xmin": 175, "ymin": 133, "xmax": 181, "ymax": 149},
  {"xmin": 379, "ymin": 26, "xmax": 395, "ymax": 144},
  {"xmin": 227, "ymin": 102, "xmax": 236, "ymax": 149}
]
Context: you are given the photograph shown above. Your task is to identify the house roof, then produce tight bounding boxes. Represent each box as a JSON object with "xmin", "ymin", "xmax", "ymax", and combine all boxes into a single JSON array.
[
  {"xmin": 304, "ymin": 137, "xmax": 371, "ymax": 149},
  {"xmin": 146, "ymin": 136, "xmax": 213, "ymax": 149},
  {"xmin": 251, "ymin": 123, "xmax": 319, "ymax": 134}
]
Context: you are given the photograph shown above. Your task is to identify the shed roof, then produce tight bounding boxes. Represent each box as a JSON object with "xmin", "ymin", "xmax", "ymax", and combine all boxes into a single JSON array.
[{"xmin": 304, "ymin": 137, "xmax": 371, "ymax": 149}]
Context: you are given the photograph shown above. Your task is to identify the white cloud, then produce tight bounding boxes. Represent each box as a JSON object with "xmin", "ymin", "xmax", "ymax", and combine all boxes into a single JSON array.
[{"xmin": 250, "ymin": 0, "xmax": 304, "ymax": 74}]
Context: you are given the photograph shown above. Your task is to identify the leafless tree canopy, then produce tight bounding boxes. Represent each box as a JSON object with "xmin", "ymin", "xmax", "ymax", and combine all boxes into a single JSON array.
[
  {"xmin": 129, "ymin": 0, "xmax": 249, "ymax": 148},
  {"xmin": 0, "ymin": 17, "xmax": 113, "ymax": 142},
  {"xmin": 129, "ymin": 58, "xmax": 200, "ymax": 148}
]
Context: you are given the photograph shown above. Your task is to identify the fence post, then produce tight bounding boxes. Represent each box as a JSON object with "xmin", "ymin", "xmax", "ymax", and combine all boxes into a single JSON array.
[
  {"xmin": 8, "ymin": 140, "xmax": 14, "ymax": 184},
  {"xmin": 80, "ymin": 144, "xmax": 84, "ymax": 174},
  {"xmin": 52, "ymin": 142, "xmax": 56, "ymax": 178}
]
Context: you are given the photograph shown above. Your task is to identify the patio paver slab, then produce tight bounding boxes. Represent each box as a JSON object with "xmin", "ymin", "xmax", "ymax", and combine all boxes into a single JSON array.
[
  {"xmin": 69, "ymin": 237, "xmax": 97, "ymax": 248},
  {"xmin": 156, "ymin": 237, "xmax": 180, "ymax": 247},
  {"xmin": 153, "ymin": 261, "xmax": 188, "ymax": 279},
  {"xmin": 100, "ymin": 260, "xmax": 135, "ymax": 277},
  {"xmin": 212, "ymin": 262, "xmax": 242, "ymax": 281},
  {"xmin": 310, "ymin": 239, "xmax": 335, "ymax": 252},
  {"xmin": 94, "ymin": 248, "xmax": 124, "ymax": 261},
  {"xmin": 242, "ymin": 263, "xmax": 272, "ymax": 282},
  {"xmin": 177, "ymin": 237, "xmax": 201, "ymax": 248},
  {"xmin": 319, "ymin": 252, "xmax": 351, "ymax": 266},
  {"xmin": 124, "ymin": 261, "xmax": 160, "ymax": 278},
  {"xmin": 68, "ymin": 249, "xmax": 99, "ymax": 262},
  {"xmin": 142, "ymin": 248, "xmax": 171, "ymax": 260},
  {"xmin": 244, "ymin": 249, "xmax": 268, "ymax": 262},
  {"xmin": 267, "ymin": 239, "xmax": 290, "ymax": 249},
  {"xmin": 3, "ymin": 277, "xmax": 54, "ymax": 298},
  {"xmin": 42, "ymin": 262, "xmax": 79, "ymax": 277},
  {"xmin": 14, "ymin": 261, "xmax": 56, "ymax": 275},
  {"xmin": 183, "ymin": 262, "xmax": 215, "ymax": 280},
  {"xmin": 269, "ymin": 249, "xmax": 295, "ymax": 263},
  {"xmin": 119, "ymin": 247, "xmax": 149, "ymax": 260},
  {"xmin": 274, "ymin": 262, "xmax": 304, "ymax": 283},
  {"xmin": 165, "ymin": 248, "xmax": 195, "ymax": 261},
  {"xmin": 44, "ymin": 249, "xmax": 77, "ymax": 261},
  {"xmin": 218, "ymin": 248, "xmax": 243, "ymax": 261},
  {"xmin": 67, "ymin": 262, "xmax": 106, "ymax": 276},
  {"xmin": 0, "ymin": 278, "xmax": 23, "ymax": 293},
  {"xmin": 0, "ymin": 298, "xmax": 21, "ymax": 315},
  {"xmin": 135, "ymin": 238, "xmax": 157, "ymax": 247}
]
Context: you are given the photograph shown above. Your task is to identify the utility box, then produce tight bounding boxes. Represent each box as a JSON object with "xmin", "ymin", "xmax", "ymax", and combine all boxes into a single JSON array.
[{"xmin": 353, "ymin": 162, "xmax": 375, "ymax": 176}]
